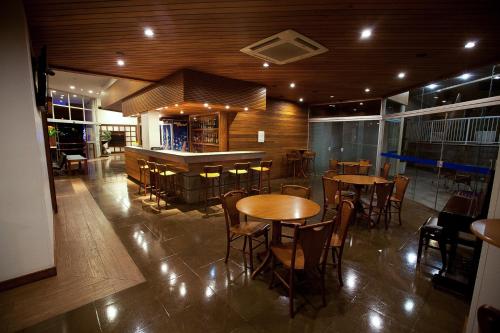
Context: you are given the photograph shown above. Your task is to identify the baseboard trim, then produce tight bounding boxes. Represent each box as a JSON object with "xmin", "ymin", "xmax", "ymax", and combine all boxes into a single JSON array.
[{"xmin": 0, "ymin": 267, "xmax": 57, "ymax": 292}]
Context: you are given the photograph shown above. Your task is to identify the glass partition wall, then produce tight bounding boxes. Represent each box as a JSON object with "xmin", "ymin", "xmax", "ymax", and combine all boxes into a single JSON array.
[{"xmin": 310, "ymin": 63, "xmax": 500, "ymax": 211}]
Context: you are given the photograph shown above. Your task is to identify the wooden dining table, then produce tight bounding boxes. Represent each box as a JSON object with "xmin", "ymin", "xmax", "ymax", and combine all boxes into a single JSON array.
[
  {"xmin": 333, "ymin": 174, "xmax": 388, "ymax": 212},
  {"xmin": 236, "ymin": 194, "xmax": 321, "ymax": 279}
]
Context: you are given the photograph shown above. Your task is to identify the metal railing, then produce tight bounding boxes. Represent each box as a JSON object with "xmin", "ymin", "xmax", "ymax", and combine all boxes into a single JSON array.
[{"xmin": 406, "ymin": 115, "xmax": 500, "ymax": 144}]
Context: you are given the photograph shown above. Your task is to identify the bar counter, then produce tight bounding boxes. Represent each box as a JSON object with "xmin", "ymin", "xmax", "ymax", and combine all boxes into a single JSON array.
[{"xmin": 125, "ymin": 146, "xmax": 265, "ymax": 203}]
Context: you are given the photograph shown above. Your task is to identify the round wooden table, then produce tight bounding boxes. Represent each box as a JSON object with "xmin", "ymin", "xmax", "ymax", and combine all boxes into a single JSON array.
[
  {"xmin": 236, "ymin": 194, "xmax": 321, "ymax": 278},
  {"xmin": 471, "ymin": 219, "xmax": 500, "ymax": 248},
  {"xmin": 333, "ymin": 174, "xmax": 388, "ymax": 211}
]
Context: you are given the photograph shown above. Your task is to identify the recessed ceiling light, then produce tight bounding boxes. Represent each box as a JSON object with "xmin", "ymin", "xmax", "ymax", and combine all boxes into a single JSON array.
[
  {"xmin": 180, "ymin": 110, "xmax": 184, "ymax": 114},
  {"xmin": 289, "ymin": 82, "xmax": 296, "ymax": 88},
  {"xmin": 88, "ymin": 90, "xmax": 93, "ymax": 93},
  {"xmin": 73, "ymin": 94, "xmax": 77, "ymax": 97},
  {"xmin": 330, "ymin": 95, "xmax": 334, "ymax": 98},
  {"xmin": 397, "ymin": 72, "xmax": 406, "ymax": 79},
  {"xmin": 69, "ymin": 85, "xmax": 75, "ymax": 90},
  {"xmin": 208, "ymin": 106, "xmax": 212, "ymax": 110},
  {"xmin": 203, "ymin": 102, "xmax": 209, "ymax": 107},
  {"xmin": 80, "ymin": 88, "xmax": 83, "ymax": 91},
  {"xmin": 464, "ymin": 41, "xmax": 476, "ymax": 49},
  {"xmin": 144, "ymin": 28, "xmax": 154, "ymax": 37},
  {"xmin": 165, "ymin": 106, "xmax": 169, "ymax": 109},
  {"xmin": 433, "ymin": 96, "xmax": 439, "ymax": 99},
  {"xmin": 263, "ymin": 62, "xmax": 269, "ymax": 68},
  {"xmin": 329, "ymin": 104, "xmax": 335, "ymax": 107},
  {"xmin": 244, "ymin": 107, "xmax": 249, "ymax": 111},
  {"xmin": 458, "ymin": 73, "xmax": 472, "ymax": 80},
  {"xmin": 359, "ymin": 102, "xmax": 364, "ymax": 105},
  {"xmin": 117, "ymin": 59, "xmax": 125, "ymax": 66},
  {"xmin": 353, "ymin": 108, "xmax": 357, "ymax": 111},
  {"xmin": 426, "ymin": 83, "xmax": 438, "ymax": 89},
  {"xmin": 364, "ymin": 88, "xmax": 371, "ymax": 93},
  {"xmin": 442, "ymin": 100, "xmax": 447, "ymax": 103},
  {"xmin": 174, "ymin": 103, "xmax": 178, "ymax": 107},
  {"xmin": 155, "ymin": 107, "xmax": 163, "ymax": 111},
  {"xmin": 299, "ymin": 98, "xmax": 304, "ymax": 102},
  {"xmin": 225, "ymin": 105, "xmax": 230, "ymax": 109},
  {"xmin": 360, "ymin": 28, "xmax": 372, "ymax": 39}
]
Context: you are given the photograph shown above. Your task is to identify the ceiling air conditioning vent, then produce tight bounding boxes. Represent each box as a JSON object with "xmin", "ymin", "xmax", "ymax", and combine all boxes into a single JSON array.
[{"xmin": 241, "ymin": 29, "xmax": 328, "ymax": 65}]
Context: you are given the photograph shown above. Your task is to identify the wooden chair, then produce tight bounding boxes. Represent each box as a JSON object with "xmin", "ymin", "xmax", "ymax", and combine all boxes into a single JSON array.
[
  {"xmin": 286, "ymin": 151, "xmax": 301, "ymax": 180},
  {"xmin": 154, "ymin": 163, "xmax": 176, "ymax": 211},
  {"xmin": 358, "ymin": 159, "xmax": 371, "ymax": 175},
  {"xmin": 329, "ymin": 159, "xmax": 340, "ymax": 173},
  {"xmin": 321, "ymin": 176, "xmax": 342, "ymax": 221},
  {"xmin": 380, "ymin": 162, "xmax": 391, "ymax": 179},
  {"xmin": 328, "ymin": 200, "xmax": 355, "ymax": 286},
  {"xmin": 281, "ymin": 185, "xmax": 311, "ymax": 238},
  {"xmin": 229, "ymin": 162, "xmax": 251, "ymax": 191},
  {"xmin": 389, "ymin": 175, "xmax": 410, "ymax": 225},
  {"xmin": 52, "ymin": 152, "xmax": 67, "ymax": 176},
  {"xmin": 324, "ymin": 169, "xmax": 338, "ymax": 178},
  {"xmin": 302, "ymin": 151, "xmax": 316, "ymax": 177},
  {"xmin": 137, "ymin": 158, "xmax": 149, "ymax": 195},
  {"xmin": 269, "ymin": 220, "xmax": 334, "ymax": 318},
  {"xmin": 361, "ymin": 181, "xmax": 394, "ymax": 229},
  {"xmin": 343, "ymin": 163, "xmax": 359, "ymax": 175},
  {"xmin": 200, "ymin": 165, "xmax": 223, "ymax": 214},
  {"xmin": 221, "ymin": 190, "xmax": 270, "ymax": 273},
  {"xmin": 251, "ymin": 160, "xmax": 272, "ymax": 194}
]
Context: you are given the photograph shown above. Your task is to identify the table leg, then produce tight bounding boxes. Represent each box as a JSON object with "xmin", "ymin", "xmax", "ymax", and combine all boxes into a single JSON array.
[{"xmin": 251, "ymin": 220, "xmax": 281, "ymax": 279}]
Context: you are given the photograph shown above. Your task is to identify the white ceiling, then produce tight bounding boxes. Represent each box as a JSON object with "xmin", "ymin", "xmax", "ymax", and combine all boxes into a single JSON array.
[{"xmin": 48, "ymin": 70, "xmax": 116, "ymax": 97}]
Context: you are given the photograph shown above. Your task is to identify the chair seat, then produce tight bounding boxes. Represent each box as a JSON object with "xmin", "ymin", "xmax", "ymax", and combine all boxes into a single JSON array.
[
  {"xmin": 271, "ymin": 242, "xmax": 304, "ymax": 269},
  {"xmin": 228, "ymin": 169, "xmax": 248, "ymax": 175},
  {"xmin": 200, "ymin": 172, "xmax": 220, "ymax": 178},
  {"xmin": 250, "ymin": 166, "xmax": 270, "ymax": 172},
  {"xmin": 230, "ymin": 221, "xmax": 269, "ymax": 236},
  {"xmin": 159, "ymin": 170, "xmax": 176, "ymax": 176}
]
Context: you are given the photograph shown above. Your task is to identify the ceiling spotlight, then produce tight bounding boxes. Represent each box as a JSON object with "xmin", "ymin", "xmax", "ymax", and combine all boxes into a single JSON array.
[
  {"xmin": 442, "ymin": 100, "xmax": 447, "ymax": 103},
  {"xmin": 244, "ymin": 107, "xmax": 249, "ymax": 111},
  {"xmin": 263, "ymin": 62, "xmax": 269, "ymax": 68},
  {"xmin": 364, "ymin": 88, "xmax": 371, "ymax": 93},
  {"xmin": 69, "ymin": 85, "xmax": 75, "ymax": 90},
  {"xmin": 88, "ymin": 90, "xmax": 93, "ymax": 93},
  {"xmin": 225, "ymin": 105, "xmax": 230, "ymax": 109},
  {"xmin": 155, "ymin": 107, "xmax": 163, "ymax": 111},
  {"xmin": 397, "ymin": 72, "xmax": 406, "ymax": 79},
  {"xmin": 208, "ymin": 106, "xmax": 212, "ymax": 110},
  {"xmin": 353, "ymin": 108, "xmax": 357, "ymax": 111},
  {"xmin": 330, "ymin": 95, "xmax": 334, "ymax": 98},
  {"xmin": 117, "ymin": 59, "xmax": 125, "ymax": 66},
  {"xmin": 180, "ymin": 110, "xmax": 184, "ymax": 114},
  {"xmin": 174, "ymin": 103, "xmax": 178, "ymax": 107},
  {"xmin": 299, "ymin": 98, "xmax": 304, "ymax": 102},
  {"xmin": 464, "ymin": 41, "xmax": 476, "ymax": 49},
  {"xmin": 360, "ymin": 28, "xmax": 372, "ymax": 39},
  {"xmin": 426, "ymin": 83, "xmax": 438, "ymax": 89},
  {"xmin": 73, "ymin": 94, "xmax": 77, "ymax": 97},
  {"xmin": 289, "ymin": 82, "xmax": 296, "ymax": 88},
  {"xmin": 204, "ymin": 102, "xmax": 209, "ymax": 107},
  {"xmin": 144, "ymin": 28, "xmax": 154, "ymax": 37},
  {"xmin": 359, "ymin": 102, "xmax": 364, "ymax": 105},
  {"xmin": 80, "ymin": 88, "xmax": 83, "ymax": 91},
  {"xmin": 459, "ymin": 73, "xmax": 472, "ymax": 80},
  {"xmin": 433, "ymin": 96, "xmax": 439, "ymax": 99},
  {"xmin": 165, "ymin": 106, "xmax": 168, "ymax": 109}
]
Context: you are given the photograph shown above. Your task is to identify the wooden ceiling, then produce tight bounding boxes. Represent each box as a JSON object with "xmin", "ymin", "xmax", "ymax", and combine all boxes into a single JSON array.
[{"xmin": 24, "ymin": 0, "xmax": 500, "ymax": 104}]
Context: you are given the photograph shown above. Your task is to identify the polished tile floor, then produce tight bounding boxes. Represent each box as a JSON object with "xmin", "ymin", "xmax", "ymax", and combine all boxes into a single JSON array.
[{"xmin": 20, "ymin": 155, "xmax": 469, "ymax": 332}]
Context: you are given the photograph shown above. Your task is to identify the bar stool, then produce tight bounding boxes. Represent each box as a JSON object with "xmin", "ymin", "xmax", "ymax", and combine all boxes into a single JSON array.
[
  {"xmin": 302, "ymin": 151, "xmax": 316, "ymax": 177},
  {"xmin": 200, "ymin": 165, "xmax": 223, "ymax": 214},
  {"xmin": 145, "ymin": 161, "xmax": 158, "ymax": 203},
  {"xmin": 154, "ymin": 163, "xmax": 177, "ymax": 211},
  {"xmin": 286, "ymin": 151, "xmax": 301, "ymax": 180},
  {"xmin": 137, "ymin": 159, "xmax": 149, "ymax": 195},
  {"xmin": 250, "ymin": 160, "xmax": 272, "ymax": 194},
  {"xmin": 228, "ymin": 162, "xmax": 251, "ymax": 191}
]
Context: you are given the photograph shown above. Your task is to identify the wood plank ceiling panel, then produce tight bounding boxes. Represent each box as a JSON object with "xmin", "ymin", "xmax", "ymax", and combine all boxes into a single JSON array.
[{"xmin": 24, "ymin": 0, "xmax": 500, "ymax": 104}]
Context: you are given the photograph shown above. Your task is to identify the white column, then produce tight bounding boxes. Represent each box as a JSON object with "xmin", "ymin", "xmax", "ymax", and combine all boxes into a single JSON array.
[
  {"xmin": 0, "ymin": 0, "xmax": 55, "ymax": 281},
  {"xmin": 466, "ymin": 151, "xmax": 500, "ymax": 333},
  {"xmin": 375, "ymin": 99, "xmax": 386, "ymax": 176},
  {"xmin": 140, "ymin": 111, "xmax": 161, "ymax": 149}
]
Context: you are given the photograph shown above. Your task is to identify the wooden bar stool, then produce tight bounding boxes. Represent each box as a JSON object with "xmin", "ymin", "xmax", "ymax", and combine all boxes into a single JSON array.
[
  {"xmin": 145, "ymin": 161, "xmax": 158, "ymax": 203},
  {"xmin": 286, "ymin": 151, "xmax": 301, "ymax": 180},
  {"xmin": 200, "ymin": 165, "xmax": 223, "ymax": 214},
  {"xmin": 137, "ymin": 159, "xmax": 149, "ymax": 195},
  {"xmin": 250, "ymin": 160, "xmax": 272, "ymax": 194},
  {"xmin": 302, "ymin": 151, "xmax": 316, "ymax": 177},
  {"xmin": 229, "ymin": 162, "xmax": 251, "ymax": 191},
  {"xmin": 154, "ymin": 163, "xmax": 177, "ymax": 211}
]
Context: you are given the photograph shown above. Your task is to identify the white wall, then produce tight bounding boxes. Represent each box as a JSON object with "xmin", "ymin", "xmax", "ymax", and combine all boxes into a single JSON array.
[
  {"xmin": 0, "ymin": 0, "xmax": 55, "ymax": 281},
  {"xmin": 141, "ymin": 111, "xmax": 161, "ymax": 149},
  {"xmin": 96, "ymin": 108, "xmax": 137, "ymax": 125}
]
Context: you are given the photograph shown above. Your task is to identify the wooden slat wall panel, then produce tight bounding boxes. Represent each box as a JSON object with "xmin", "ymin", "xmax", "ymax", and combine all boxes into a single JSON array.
[
  {"xmin": 100, "ymin": 79, "xmax": 152, "ymax": 111},
  {"xmin": 229, "ymin": 98, "xmax": 308, "ymax": 178}
]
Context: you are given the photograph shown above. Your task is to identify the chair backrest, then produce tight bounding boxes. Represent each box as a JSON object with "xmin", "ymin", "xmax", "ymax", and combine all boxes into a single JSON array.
[
  {"xmin": 203, "ymin": 165, "xmax": 223, "ymax": 175},
  {"xmin": 146, "ymin": 161, "xmax": 157, "ymax": 172},
  {"xmin": 221, "ymin": 190, "xmax": 246, "ymax": 229},
  {"xmin": 332, "ymin": 200, "xmax": 355, "ymax": 248},
  {"xmin": 322, "ymin": 176, "xmax": 342, "ymax": 208},
  {"xmin": 393, "ymin": 175, "xmax": 410, "ymax": 201},
  {"xmin": 371, "ymin": 181, "xmax": 394, "ymax": 210},
  {"xmin": 137, "ymin": 158, "xmax": 147, "ymax": 167},
  {"xmin": 260, "ymin": 160, "xmax": 273, "ymax": 169},
  {"xmin": 329, "ymin": 159, "xmax": 339, "ymax": 171},
  {"xmin": 290, "ymin": 221, "xmax": 334, "ymax": 271},
  {"xmin": 324, "ymin": 169, "xmax": 338, "ymax": 178},
  {"xmin": 343, "ymin": 164, "xmax": 359, "ymax": 175},
  {"xmin": 359, "ymin": 159, "xmax": 371, "ymax": 175},
  {"xmin": 381, "ymin": 162, "xmax": 391, "ymax": 179},
  {"xmin": 156, "ymin": 163, "xmax": 167, "ymax": 174},
  {"xmin": 234, "ymin": 162, "xmax": 251, "ymax": 171},
  {"xmin": 281, "ymin": 184, "xmax": 311, "ymax": 199}
]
